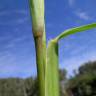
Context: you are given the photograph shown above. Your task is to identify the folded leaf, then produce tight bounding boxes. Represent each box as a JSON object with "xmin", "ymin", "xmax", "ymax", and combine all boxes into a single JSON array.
[{"xmin": 45, "ymin": 39, "xmax": 59, "ymax": 96}]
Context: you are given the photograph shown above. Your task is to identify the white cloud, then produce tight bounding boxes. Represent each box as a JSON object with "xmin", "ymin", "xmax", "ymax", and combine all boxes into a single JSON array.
[
  {"xmin": 0, "ymin": 17, "xmax": 28, "ymax": 25},
  {"xmin": 0, "ymin": 10, "xmax": 27, "ymax": 16},
  {"xmin": 60, "ymin": 50, "xmax": 96, "ymax": 77},
  {"xmin": 0, "ymin": 9, "xmax": 29, "ymax": 25},
  {"xmin": 69, "ymin": 0, "xmax": 75, "ymax": 6},
  {"xmin": 75, "ymin": 11, "xmax": 91, "ymax": 20}
]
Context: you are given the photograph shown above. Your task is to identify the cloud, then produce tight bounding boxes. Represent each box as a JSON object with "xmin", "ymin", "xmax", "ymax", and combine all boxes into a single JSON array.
[
  {"xmin": 0, "ymin": 9, "xmax": 29, "ymax": 25},
  {"xmin": 0, "ymin": 17, "xmax": 28, "ymax": 25},
  {"xmin": 68, "ymin": 0, "xmax": 75, "ymax": 6},
  {"xmin": 0, "ymin": 47, "xmax": 35, "ymax": 78},
  {"xmin": 75, "ymin": 11, "xmax": 91, "ymax": 20},
  {"xmin": 0, "ymin": 10, "xmax": 27, "ymax": 16},
  {"xmin": 0, "ymin": 29, "xmax": 36, "ymax": 78},
  {"xmin": 60, "ymin": 50, "xmax": 96, "ymax": 77}
]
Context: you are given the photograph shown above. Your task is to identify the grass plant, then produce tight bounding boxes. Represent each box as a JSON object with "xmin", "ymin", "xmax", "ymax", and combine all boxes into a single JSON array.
[{"xmin": 29, "ymin": 0, "xmax": 96, "ymax": 96}]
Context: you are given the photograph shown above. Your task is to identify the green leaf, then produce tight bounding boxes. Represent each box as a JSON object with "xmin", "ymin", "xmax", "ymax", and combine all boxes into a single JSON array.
[
  {"xmin": 45, "ymin": 23, "xmax": 96, "ymax": 96},
  {"xmin": 45, "ymin": 40, "xmax": 59, "ymax": 96},
  {"xmin": 56, "ymin": 23, "xmax": 96, "ymax": 41}
]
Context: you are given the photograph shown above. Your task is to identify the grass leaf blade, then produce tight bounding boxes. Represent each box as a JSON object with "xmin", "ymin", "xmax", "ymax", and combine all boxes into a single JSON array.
[{"xmin": 56, "ymin": 23, "xmax": 96, "ymax": 40}]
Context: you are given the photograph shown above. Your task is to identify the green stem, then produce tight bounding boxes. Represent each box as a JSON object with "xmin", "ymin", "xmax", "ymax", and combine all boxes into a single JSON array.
[
  {"xmin": 29, "ymin": 0, "xmax": 46, "ymax": 96},
  {"xmin": 43, "ymin": 24, "xmax": 46, "ymax": 75},
  {"xmin": 34, "ymin": 33, "xmax": 45, "ymax": 96}
]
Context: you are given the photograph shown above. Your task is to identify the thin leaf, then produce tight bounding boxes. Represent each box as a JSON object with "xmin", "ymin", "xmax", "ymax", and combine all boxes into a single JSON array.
[{"xmin": 56, "ymin": 23, "xmax": 96, "ymax": 41}]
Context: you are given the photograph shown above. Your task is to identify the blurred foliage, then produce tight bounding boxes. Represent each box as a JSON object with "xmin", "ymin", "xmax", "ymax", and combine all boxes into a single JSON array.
[
  {"xmin": 66, "ymin": 61, "xmax": 96, "ymax": 96},
  {"xmin": 0, "ymin": 61, "xmax": 96, "ymax": 96}
]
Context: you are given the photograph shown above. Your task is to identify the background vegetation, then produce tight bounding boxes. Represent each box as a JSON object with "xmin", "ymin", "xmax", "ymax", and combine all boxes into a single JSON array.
[{"xmin": 0, "ymin": 61, "xmax": 96, "ymax": 96}]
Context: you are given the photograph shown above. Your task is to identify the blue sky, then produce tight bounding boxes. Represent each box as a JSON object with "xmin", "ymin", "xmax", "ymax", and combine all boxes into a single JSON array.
[{"xmin": 0, "ymin": 0, "xmax": 96, "ymax": 78}]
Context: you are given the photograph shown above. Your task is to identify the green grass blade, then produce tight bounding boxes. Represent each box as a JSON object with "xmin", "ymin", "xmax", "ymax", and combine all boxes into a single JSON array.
[
  {"xmin": 45, "ymin": 23, "xmax": 96, "ymax": 96},
  {"xmin": 45, "ymin": 40, "xmax": 59, "ymax": 96},
  {"xmin": 56, "ymin": 23, "xmax": 96, "ymax": 41}
]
